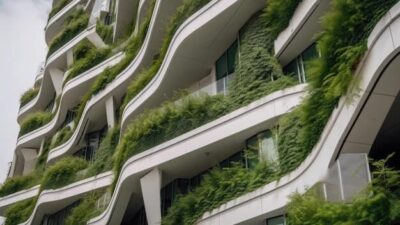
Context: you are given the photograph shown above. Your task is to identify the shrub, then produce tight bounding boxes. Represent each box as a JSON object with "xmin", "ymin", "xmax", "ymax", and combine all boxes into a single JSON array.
[
  {"xmin": 287, "ymin": 156, "xmax": 400, "ymax": 225},
  {"xmin": 262, "ymin": 0, "xmax": 302, "ymax": 39},
  {"xmin": 0, "ymin": 174, "xmax": 37, "ymax": 198},
  {"xmin": 162, "ymin": 162, "xmax": 278, "ymax": 225},
  {"xmin": 47, "ymin": 9, "xmax": 89, "ymax": 58},
  {"xmin": 41, "ymin": 157, "xmax": 88, "ymax": 191},
  {"xmin": 113, "ymin": 95, "xmax": 228, "ymax": 188},
  {"xmin": 64, "ymin": 191, "xmax": 105, "ymax": 225},
  {"xmin": 49, "ymin": 126, "xmax": 74, "ymax": 149},
  {"xmin": 4, "ymin": 198, "xmax": 37, "ymax": 225},
  {"xmin": 48, "ymin": 0, "xmax": 72, "ymax": 20},
  {"xmin": 96, "ymin": 20, "xmax": 114, "ymax": 44},
  {"xmin": 20, "ymin": 88, "xmax": 39, "ymax": 108},
  {"xmin": 73, "ymin": 40, "xmax": 95, "ymax": 61},
  {"xmin": 19, "ymin": 111, "xmax": 53, "ymax": 137},
  {"xmin": 86, "ymin": 126, "xmax": 120, "ymax": 177},
  {"xmin": 64, "ymin": 46, "xmax": 111, "ymax": 85}
]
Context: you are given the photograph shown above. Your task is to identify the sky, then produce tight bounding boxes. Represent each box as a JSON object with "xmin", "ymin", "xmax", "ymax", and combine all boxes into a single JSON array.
[{"xmin": 0, "ymin": 0, "xmax": 51, "ymax": 184}]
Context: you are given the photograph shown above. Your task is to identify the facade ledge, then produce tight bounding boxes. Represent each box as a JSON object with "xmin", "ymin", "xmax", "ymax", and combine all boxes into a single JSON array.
[
  {"xmin": 18, "ymin": 171, "xmax": 113, "ymax": 225},
  {"xmin": 121, "ymin": 0, "xmax": 265, "ymax": 133},
  {"xmin": 197, "ymin": 3, "xmax": 400, "ymax": 224},
  {"xmin": 45, "ymin": 0, "xmax": 83, "ymax": 45},
  {"xmin": 0, "ymin": 185, "xmax": 39, "ymax": 216},
  {"xmin": 274, "ymin": 0, "xmax": 329, "ymax": 65},
  {"xmin": 88, "ymin": 85, "xmax": 306, "ymax": 225},
  {"xmin": 46, "ymin": 0, "xmax": 178, "ymax": 164}
]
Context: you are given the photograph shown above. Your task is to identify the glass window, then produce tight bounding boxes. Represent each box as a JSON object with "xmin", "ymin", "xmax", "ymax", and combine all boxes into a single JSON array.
[
  {"xmin": 245, "ymin": 130, "xmax": 278, "ymax": 169},
  {"xmin": 283, "ymin": 43, "xmax": 319, "ymax": 84},
  {"xmin": 267, "ymin": 215, "xmax": 286, "ymax": 225},
  {"xmin": 259, "ymin": 130, "xmax": 278, "ymax": 165},
  {"xmin": 216, "ymin": 39, "xmax": 239, "ymax": 93},
  {"xmin": 227, "ymin": 41, "xmax": 238, "ymax": 74}
]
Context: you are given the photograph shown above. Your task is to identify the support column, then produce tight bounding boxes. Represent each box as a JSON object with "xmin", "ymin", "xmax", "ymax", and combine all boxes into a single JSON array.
[
  {"xmin": 66, "ymin": 49, "xmax": 74, "ymax": 67},
  {"xmin": 38, "ymin": 138, "xmax": 46, "ymax": 156},
  {"xmin": 140, "ymin": 168, "xmax": 162, "ymax": 225},
  {"xmin": 87, "ymin": 29, "xmax": 106, "ymax": 48},
  {"xmin": 49, "ymin": 68, "xmax": 64, "ymax": 96},
  {"xmin": 105, "ymin": 96, "xmax": 116, "ymax": 128},
  {"xmin": 21, "ymin": 148, "xmax": 38, "ymax": 175}
]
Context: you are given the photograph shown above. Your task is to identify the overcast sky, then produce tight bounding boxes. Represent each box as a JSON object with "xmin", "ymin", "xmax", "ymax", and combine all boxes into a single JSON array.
[{"xmin": 0, "ymin": 0, "xmax": 51, "ymax": 183}]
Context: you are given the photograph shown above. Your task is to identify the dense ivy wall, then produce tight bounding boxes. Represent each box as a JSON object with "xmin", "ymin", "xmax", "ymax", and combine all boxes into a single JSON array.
[{"xmin": 227, "ymin": 13, "xmax": 295, "ymax": 108}]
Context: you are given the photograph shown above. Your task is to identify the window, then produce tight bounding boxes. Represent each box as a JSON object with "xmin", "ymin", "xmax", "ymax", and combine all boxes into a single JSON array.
[
  {"xmin": 267, "ymin": 215, "xmax": 286, "ymax": 225},
  {"xmin": 283, "ymin": 43, "xmax": 319, "ymax": 83},
  {"xmin": 245, "ymin": 130, "xmax": 278, "ymax": 169},
  {"xmin": 216, "ymin": 39, "xmax": 238, "ymax": 93}
]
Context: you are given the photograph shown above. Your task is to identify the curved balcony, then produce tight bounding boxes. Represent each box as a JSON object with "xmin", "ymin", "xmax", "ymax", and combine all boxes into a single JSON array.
[
  {"xmin": 18, "ymin": 172, "xmax": 112, "ymax": 225},
  {"xmin": 193, "ymin": 3, "xmax": 400, "ymax": 224},
  {"xmin": 46, "ymin": 0, "xmax": 180, "ymax": 164},
  {"xmin": 0, "ymin": 186, "xmax": 39, "ymax": 216},
  {"xmin": 45, "ymin": 0, "xmax": 85, "ymax": 45},
  {"xmin": 133, "ymin": 0, "xmax": 152, "ymax": 35},
  {"xmin": 120, "ymin": 0, "xmax": 265, "ymax": 134},
  {"xmin": 17, "ymin": 25, "xmax": 101, "ymax": 123},
  {"xmin": 88, "ymin": 85, "xmax": 305, "ymax": 225},
  {"xmin": 13, "ymin": 51, "xmax": 124, "ymax": 176},
  {"xmin": 274, "ymin": 0, "xmax": 330, "ymax": 65}
]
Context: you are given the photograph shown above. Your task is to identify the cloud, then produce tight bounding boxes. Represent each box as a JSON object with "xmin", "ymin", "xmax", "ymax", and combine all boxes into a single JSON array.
[{"xmin": 0, "ymin": 0, "xmax": 51, "ymax": 183}]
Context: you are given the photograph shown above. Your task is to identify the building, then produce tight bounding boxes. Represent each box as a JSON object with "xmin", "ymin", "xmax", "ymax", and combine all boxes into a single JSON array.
[{"xmin": 0, "ymin": 0, "xmax": 399, "ymax": 224}]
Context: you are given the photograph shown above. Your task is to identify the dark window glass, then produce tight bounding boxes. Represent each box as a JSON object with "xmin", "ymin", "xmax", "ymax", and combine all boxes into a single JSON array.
[
  {"xmin": 216, "ymin": 53, "xmax": 228, "ymax": 80},
  {"xmin": 267, "ymin": 215, "xmax": 286, "ymax": 225},
  {"xmin": 227, "ymin": 41, "xmax": 238, "ymax": 74}
]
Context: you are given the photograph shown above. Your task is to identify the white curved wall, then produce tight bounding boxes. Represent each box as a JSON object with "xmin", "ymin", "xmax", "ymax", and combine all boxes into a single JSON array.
[
  {"xmin": 46, "ymin": 0, "xmax": 180, "ymax": 164},
  {"xmin": 197, "ymin": 3, "xmax": 400, "ymax": 224},
  {"xmin": 88, "ymin": 85, "xmax": 305, "ymax": 225},
  {"xmin": 18, "ymin": 172, "xmax": 112, "ymax": 225}
]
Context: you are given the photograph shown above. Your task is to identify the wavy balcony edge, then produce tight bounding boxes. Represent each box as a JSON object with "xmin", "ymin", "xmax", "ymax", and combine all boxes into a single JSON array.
[
  {"xmin": 88, "ymin": 84, "xmax": 306, "ymax": 225},
  {"xmin": 196, "ymin": 3, "xmax": 400, "ymax": 224},
  {"xmin": 18, "ymin": 171, "xmax": 113, "ymax": 225},
  {"xmin": 45, "ymin": 0, "xmax": 177, "ymax": 164}
]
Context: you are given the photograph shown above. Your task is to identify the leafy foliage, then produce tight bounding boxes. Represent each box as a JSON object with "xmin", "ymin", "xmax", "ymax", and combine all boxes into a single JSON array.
[
  {"xmin": 162, "ymin": 162, "xmax": 279, "ymax": 225},
  {"xmin": 86, "ymin": 126, "xmax": 120, "ymax": 177},
  {"xmin": 49, "ymin": 126, "xmax": 74, "ymax": 149},
  {"xmin": 262, "ymin": 0, "xmax": 301, "ymax": 39},
  {"xmin": 64, "ymin": 191, "xmax": 106, "ymax": 225},
  {"xmin": 0, "ymin": 174, "xmax": 38, "ymax": 198},
  {"xmin": 47, "ymin": 9, "xmax": 89, "ymax": 58},
  {"xmin": 64, "ymin": 42, "xmax": 111, "ymax": 85},
  {"xmin": 4, "ymin": 198, "xmax": 37, "ymax": 225},
  {"xmin": 41, "ymin": 157, "xmax": 88, "ymax": 191},
  {"xmin": 287, "ymin": 156, "xmax": 400, "ymax": 225},
  {"xmin": 19, "ymin": 111, "xmax": 53, "ymax": 137},
  {"xmin": 114, "ymin": 95, "xmax": 228, "ymax": 186},
  {"xmin": 114, "ymin": 8, "xmax": 297, "ymax": 190},
  {"xmin": 48, "ymin": 0, "xmax": 72, "ymax": 20},
  {"xmin": 278, "ymin": 0, "xmax": 398, "ymax": 164},
  {"xmin": 20, "ymin": 88, "xmax": 39, "ymax": 108},
  {"xmin": 72, "ymin": 0, "xmax": 155, "ymax": 127},
  {"xmin": 96, "ymin": 20, "xmax": 114, "ymax": 44},
  {"xmin": 120, "ymin": 0, "xmax": 212, "ymax": 112}
]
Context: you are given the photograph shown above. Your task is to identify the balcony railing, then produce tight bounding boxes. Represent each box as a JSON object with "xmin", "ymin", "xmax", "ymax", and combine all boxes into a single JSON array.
[
  {"xmin": 188, "ymin": 73, "xmax": 235, "ymax": 98},
  {"xmin": 320, "ymin": 153, "xmax": 371, "ymax": 202}
]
